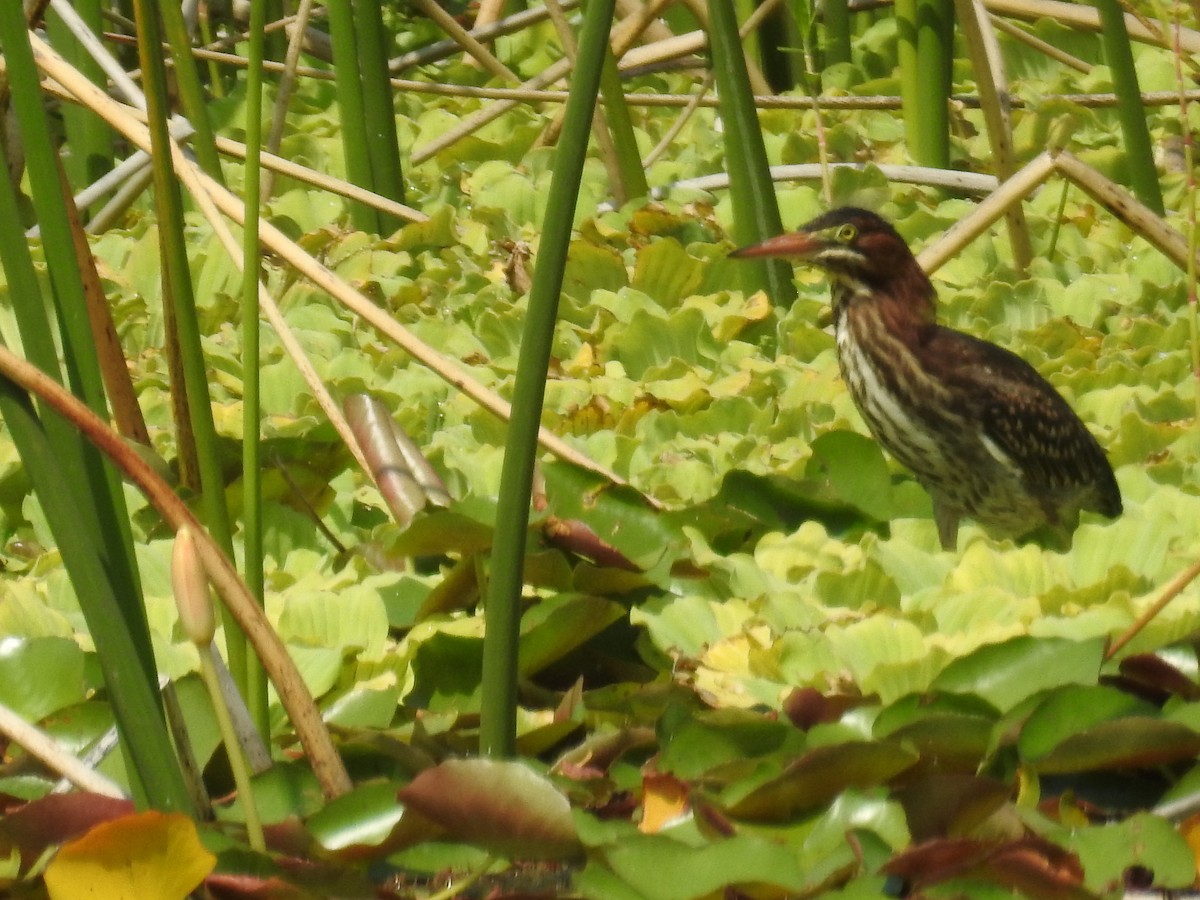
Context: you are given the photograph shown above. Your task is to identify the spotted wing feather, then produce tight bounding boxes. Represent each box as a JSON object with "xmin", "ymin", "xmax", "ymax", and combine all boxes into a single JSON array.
[{"xmin": 941, "ymin": 333, "xmax": 1121, "ymax": 517}]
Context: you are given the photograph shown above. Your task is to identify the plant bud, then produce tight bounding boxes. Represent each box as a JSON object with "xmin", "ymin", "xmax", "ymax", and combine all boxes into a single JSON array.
[{"xmin": 172, "ymin": 526, "xmax": 216, "ymax": 647}]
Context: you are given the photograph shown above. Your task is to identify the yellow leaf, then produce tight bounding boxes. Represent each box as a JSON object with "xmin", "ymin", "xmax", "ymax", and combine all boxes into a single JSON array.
[
  {"xmin": 640, "ymin": 773, "xmax": 690, "ymax": 834},
  {"xmin": 44, "ymin": 811, "xmax": 215, "ymax": 900}
]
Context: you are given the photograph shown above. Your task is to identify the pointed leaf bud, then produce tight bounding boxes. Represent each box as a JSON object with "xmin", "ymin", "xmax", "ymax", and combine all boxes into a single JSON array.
[{"xmin": 172, "ymin": 526, "xmax": 215, "ymax": 647}]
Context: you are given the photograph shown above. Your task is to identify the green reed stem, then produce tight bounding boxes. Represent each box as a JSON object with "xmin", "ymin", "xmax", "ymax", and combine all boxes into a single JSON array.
[
  {"xmin": 480, "ymin": 0, "xmax": 617, "ymax": 758},
  {"xmin": 824, "ymin": 0, "xmax": 852, "ymax": 65},
  {"xmin": 132, "ymin": 0, "xmax": 242, "ymax": 679},
  {"xmin": 353, "ymin": 0, "xmax": 407, "ymax": 232},
  {"xmin": 159, "ymin": 0, "xmax": 225, "ymax": 182},
  {"xmin": 326, "ymin": 1, "xmax": 379, "ymax": 232},
  {"xmin": 0, "ymin": 6, "xmax": 192, "ymax": 813},
  {"xmin": 241, "ymin": 0, "xmax": 270, "ymax": 741},
  {"xmin": 708, "ymin": 0, "xmax": 796, "ymax": 304},
  {"xmin": 45, "ymin": 1, "xmax": 113, "ymax": 215},
  {"xmin": 599, "ymin": 49, "xmax": 650, "ymax": 203},
  {"xmin": 895, "ymin": 0, "xmax": 953, "ymax": 168},
  {"xmin": 1095, "ymin": 0, "xmax": 1164, "ymax": 214}
]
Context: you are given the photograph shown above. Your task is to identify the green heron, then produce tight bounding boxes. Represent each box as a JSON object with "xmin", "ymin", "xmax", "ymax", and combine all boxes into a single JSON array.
[{"xmin": 732, "ymin": 207, "xmax": 1121, "ymax": 550}]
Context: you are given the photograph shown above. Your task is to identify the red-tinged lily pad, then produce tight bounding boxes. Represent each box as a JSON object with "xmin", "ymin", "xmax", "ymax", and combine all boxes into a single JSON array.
[
  {"xmin": 884, "ymin": 836, "xmax": 1092, "ymax": 900},
  {"xmin": 205, "ymin": 872, "xmax": 316, "ymax": 899},
  {"xmin": 0, "ymin": 792, "xmax": 133, "ymax": 873},
  {"xmin": 553, "ymin": 726, "xmax": 658, "ymax": 778},
  {"xmin": 1111, "ymin": 653, "xmax": 1200, "ymax": 703},
  {"xmin": 724, "ymin": 741, "xmax": 919, "ymax": 821},
  {"xmin": 981, "ymin": 840, "xmax": 1096, "ymax": 900},
  {"xmin": 782, "ymin": 686, "xmax": 862, "ymax": 730},
  {"xmin": 398, "ymin": 758, "xmax": 582, "ymax": 860},
  {"xmin": 206, "ymin": 853, "xmax": 378, "ymax": 899},
  {"xmin": 1024, "ymin": 717, "xmax": 1200, "ymax": 774},
  {"xmin": 42, "ymin": 810, "xmax": 215, "ymax": 900},
  {"xmin": 540, "ymin": 462, "xmax": 687, "ymax": 574}
]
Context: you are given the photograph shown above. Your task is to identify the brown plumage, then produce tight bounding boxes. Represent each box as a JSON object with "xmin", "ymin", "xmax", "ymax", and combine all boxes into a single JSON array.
[{"xmin": 732, "ymin": 207, "xmax": 1121, "ymax": 550}]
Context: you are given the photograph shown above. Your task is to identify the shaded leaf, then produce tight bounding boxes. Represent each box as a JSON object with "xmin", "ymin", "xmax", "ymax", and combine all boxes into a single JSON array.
[
  {"xmin": 518, "ymin": 593, "xmax": 625, "ymax": 676},
  {"xmin": 0, "ymin": 793, "xmax": 134, "ymax": 873},
  {"xmin": 1113, "ymin": 653, "xmax": 1200, "ymax": 702},
  {"xmin": 933, "ymin": 637, "xmax": 1106, "ymax": 713},
  {"xmin": 589, "ymin": 831, "xmax": 814, "ymax": 900},
  {"xmin": 895, "ymin": 774, "xmax": 1011, "ymax": 841},
  {"xmin": 805, "ymin": 430, "xmax": 896, "ymax": 521},
  {"xmin": 541, "ymin": 462, "xmax": 687, "ymax": 575},
  {"xmin": 408, "ymin": 633, "xmax": 484, "ymax": 713},
  {"xmin": 1026, "ymin": 717, "xmax": 1200, "ymax": 774},
  {"xmin": 657, "ymin": 709, "xmax": 804, "ymax": 781},
  {"xmin": 725, "ymin": 742, "xmax": 919, "ymax": 821},
  {"xmin": 1017, "ymin": 684, "xmax": 1158, "ymax": 763},
  {"xmin": 398, "ymin": 759, "xmax": 581, "ymax": 860},
  {"xmin": 0, "ymin": 636, "xmax": 86, "ymax": 722},
  {"xmin": 631, "ymin": 239, "xmax": 704, "ymax": 306},
  {"xmin": 306, "ymin": 781, "xmax": 439, "ymax": 859},
  {"xmin": 385, "ymin": 509, "xmax": 495, "ymax": 557}
]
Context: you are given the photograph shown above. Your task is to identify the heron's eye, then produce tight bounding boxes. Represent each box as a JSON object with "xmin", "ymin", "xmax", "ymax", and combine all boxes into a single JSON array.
[{"xmin": 836, "ymin": 224, "xmax": 857, "ymax": 243}]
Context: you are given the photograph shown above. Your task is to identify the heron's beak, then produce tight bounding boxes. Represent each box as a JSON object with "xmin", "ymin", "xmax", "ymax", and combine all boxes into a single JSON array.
[{"xmin": 728, "ymin": 231, "xmax": 819, "ymax": 260}]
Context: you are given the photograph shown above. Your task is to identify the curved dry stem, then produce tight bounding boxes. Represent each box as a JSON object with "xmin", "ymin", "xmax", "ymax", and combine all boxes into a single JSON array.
[
  {"xmin": 390, "ymin": 2, "xmax": 580, "ymax": 73},
  {"xmin": 38, "ymin": 44, "xmax": 373, "ymax": 484},
  {"xmin": 1107, "ymin": 559, "xmax": 1200, "ymax": 659},
  {"xmin": 38, "ymin": 76, "xmax": 428, "ymax": 226},
  {"xmin": 912, "ymin": 148, "xmax": 1192, "ymax": 275},
  {"xmin": 0, "ymin": 343, "xmax": 352, "ymax": 799}
]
